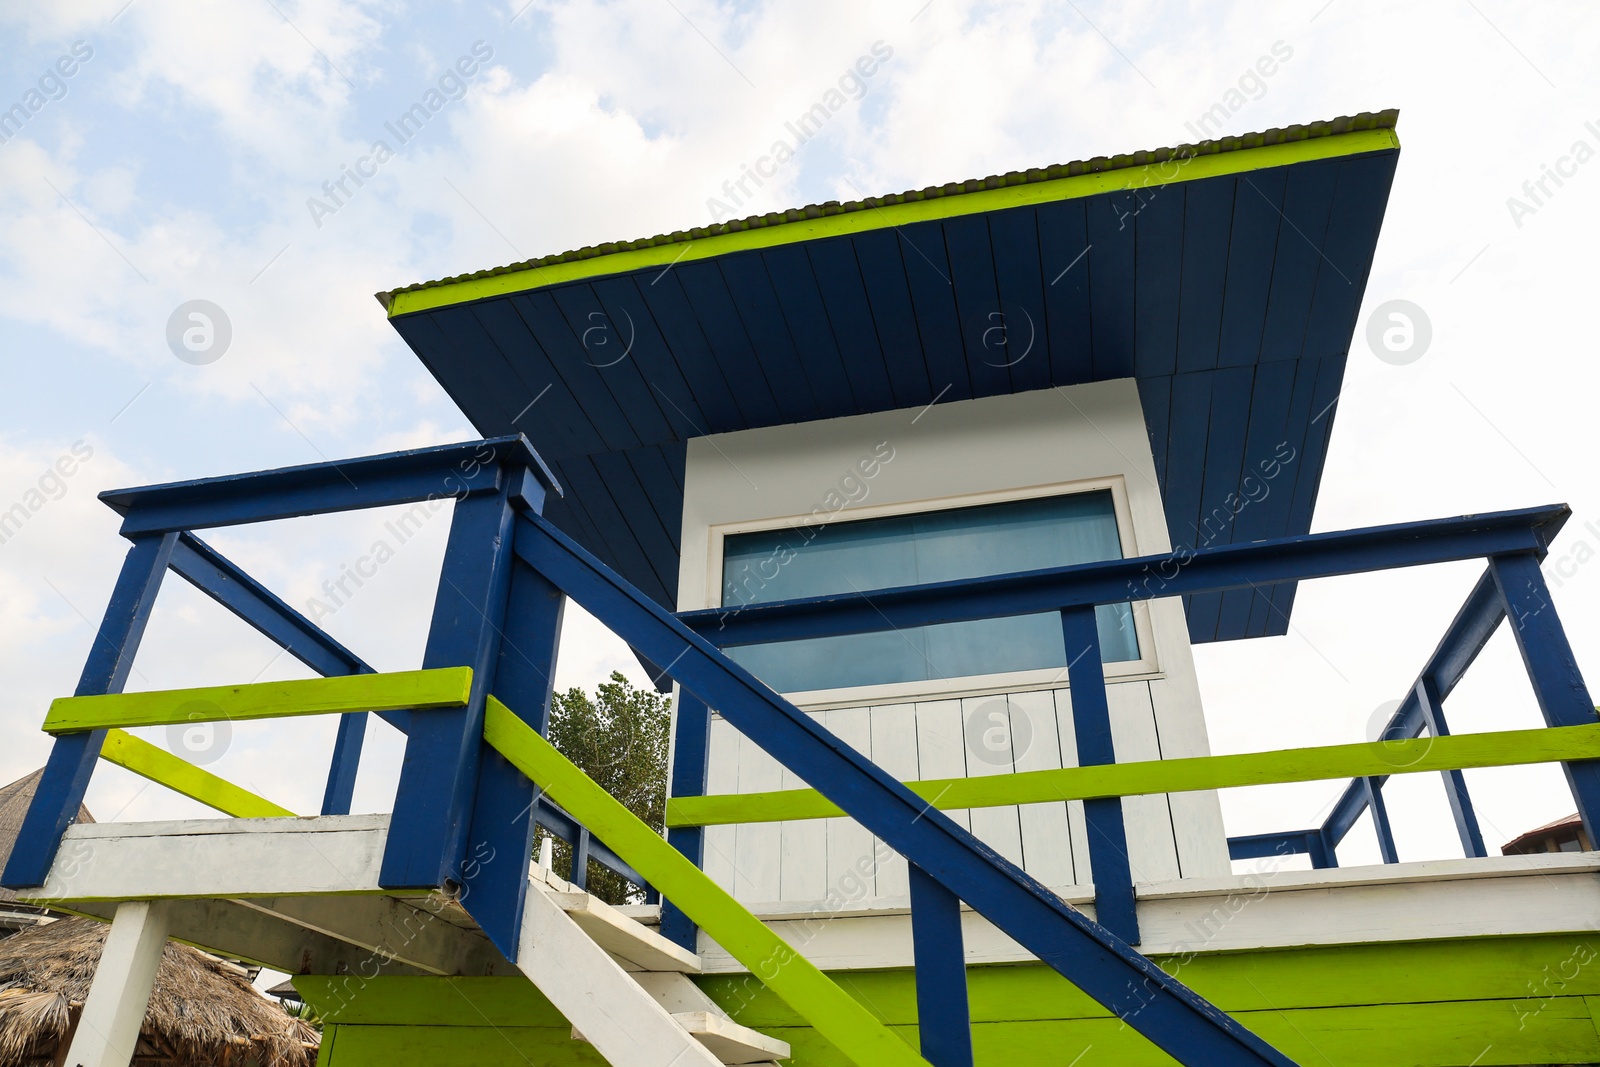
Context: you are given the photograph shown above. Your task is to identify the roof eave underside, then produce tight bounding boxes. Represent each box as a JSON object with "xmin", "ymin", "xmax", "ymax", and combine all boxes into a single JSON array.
[{"xmin": 389, "ymin": 123, "xmax": 1400, "ymax": 646}]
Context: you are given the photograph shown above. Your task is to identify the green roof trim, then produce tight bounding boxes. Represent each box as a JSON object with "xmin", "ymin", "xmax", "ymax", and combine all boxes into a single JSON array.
[{"xmin": 382, "ymin": 110, "xmax": 1399, "ymax": 318}]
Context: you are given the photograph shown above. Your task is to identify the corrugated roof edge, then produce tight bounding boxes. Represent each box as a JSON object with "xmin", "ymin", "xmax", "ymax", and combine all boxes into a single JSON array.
[{"xmin": 378, "ymin": 108, "xmax": 1399, "ymax": 312}]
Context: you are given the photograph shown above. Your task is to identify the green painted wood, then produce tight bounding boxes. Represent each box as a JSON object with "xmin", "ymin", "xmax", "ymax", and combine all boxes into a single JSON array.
[
  {"xmin": 295, "ymin": 976, "xmax": 570, "ymax": 1027},
  {"xmin": 388, "ymin": 130, "xmax": 1400, "ymax": 318},
  {"xmin": 99, "ymin": 728, "xmax": 295, "ymax": 817},
  {"xmin": 481, "ymin": 696, "xmax": 932, "ymax": 1067},
  {"xmin": 666, "ymin": 722, "xmax": 1600, "ymax": 827},
  {"xmin": 43, "ymin": 668, "xmax": 473, "ymax": 733},
  {"xmin": 316, "ymin": 1025, "xmax": 611, "ymax": 1066},
  {"xmin": 297, "ymin": 936, "xmax": 1600, "ymax": 1065}
]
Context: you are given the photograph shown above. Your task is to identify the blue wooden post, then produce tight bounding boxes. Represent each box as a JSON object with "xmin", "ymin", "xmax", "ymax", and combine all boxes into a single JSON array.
[
  {"xmin": 1490, "ymin": 551, "xmax": 1600, "ymax": 847},
  {"xmin": 321, "ymin": 711, "xmax": 368, "ymax": 816},
  {"xmin": 1060, "ymin": 606, "xmax": 1139, "ymax": 943},
  {"xmin": 3, "ymin": 533, "xmax": 178, "ymax": 887},
  {"xmin": 381, "ymin": 490, "xmax": 520, "ymax": 891},
  {"xmin": 458, "ymin": 557, "xmax": 565, "ymax": 956},
  {"xmin": 661, "ymin": 689, "xmax": 712, "ymax": 949},
  {"xmin": 570, "ymin": 826, "xmax": 592, "ymax": 891},
  {"xmin": 1361, "ymin": 778, "xmax": 1399, "ymax": 863},
  {"xmin": 1306, "ymin": 829, "xmax": 1337, "ymax": 869},
  {"xmin": 909, "ymin": 863, "xmax": 974, "ymax": 1067},
  {"xmin": 1414, "ymin": 674, "xmax": 1486, "ymax": 858}
]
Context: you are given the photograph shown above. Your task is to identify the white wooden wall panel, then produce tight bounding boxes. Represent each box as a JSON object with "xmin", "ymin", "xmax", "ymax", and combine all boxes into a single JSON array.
[
  {"xmin": 733, "ymin": 724, "xmax": 784, "ymax": 903},
  {"xmin": 1010, "ymin": 688, "xmax": 1078, "ymax": 889},
  {"xmin": 1052, "ymin": 688, "xmax": 1095, "ymax": 888},
  {"xmin": 867, "ymin": 703, "xmax": 919, "ymax": 899},
  {"xmin": 701, "ymin": 715, "xmax": 740, "ymax": 897},
  {"xmin": 961, "ymin": 694, "xmax": 1026, "ymax": 868},
  {"xmin": 911, "ymin": 700, "xmax": 970, "ymax": 834},
  {"xmin": 822, "ymin": 707, "xmax": 878, "ymax": 904},
  {"xmin": 1105, "ymin": 681, "xmax": 1182, "ymax": 885},
  {"xmin": 778, "ymin": 712, "xmax": 828, "ymax": 902}
]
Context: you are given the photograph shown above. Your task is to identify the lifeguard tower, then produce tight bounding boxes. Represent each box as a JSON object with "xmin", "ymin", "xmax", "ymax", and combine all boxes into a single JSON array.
[{"xmin": 9, "ymin": 110, "xmax": 1600, "ymax": 1066}]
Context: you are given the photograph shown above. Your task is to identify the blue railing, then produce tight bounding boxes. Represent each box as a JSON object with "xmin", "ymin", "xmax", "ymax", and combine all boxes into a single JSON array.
[{"xmin": 9, "ymin": 433, "xmax": 1594, "ymax": 1067}]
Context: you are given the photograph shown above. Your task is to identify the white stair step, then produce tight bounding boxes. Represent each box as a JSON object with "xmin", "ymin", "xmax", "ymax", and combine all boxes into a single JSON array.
[
  {"xmin": 549, "ymin": 890, "xmax": 703, "ymax": 973},
  {"xmin": 672, "ymin": 1011, "xmax": 791, "ymax": 1064},
  {"xmin": 516, "ymin": 885, "xmax": 723, "ymax": 1067}
]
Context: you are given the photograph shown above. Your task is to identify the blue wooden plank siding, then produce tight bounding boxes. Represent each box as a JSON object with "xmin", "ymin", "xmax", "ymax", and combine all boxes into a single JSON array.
[{"xmin": 393, "ymin": 148, "xmax": 1399, "ymax": 649}]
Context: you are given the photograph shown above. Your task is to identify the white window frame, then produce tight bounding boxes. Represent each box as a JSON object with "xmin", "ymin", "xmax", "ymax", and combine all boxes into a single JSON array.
[{"xmin": 704, "ymin": 474, "xmax": 1161, "ymax": 711}]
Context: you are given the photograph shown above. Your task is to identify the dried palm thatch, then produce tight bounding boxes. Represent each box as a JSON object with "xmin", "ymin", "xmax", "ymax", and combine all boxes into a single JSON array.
[{"xmin": 0, "ymin": 918, "xmax": 318, "ymax": 1067}]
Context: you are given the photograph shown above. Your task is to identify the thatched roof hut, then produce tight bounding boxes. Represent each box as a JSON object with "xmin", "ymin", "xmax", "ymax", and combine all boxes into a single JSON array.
[{"xmin": 0, "ymin": 916, "xmax": 318, "ymax": 1066}]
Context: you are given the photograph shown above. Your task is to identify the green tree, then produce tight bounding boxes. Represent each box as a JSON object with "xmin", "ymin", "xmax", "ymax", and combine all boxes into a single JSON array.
[{"xmin": 544, "ymin": 671, "xmax": 671, "ymax": 904}]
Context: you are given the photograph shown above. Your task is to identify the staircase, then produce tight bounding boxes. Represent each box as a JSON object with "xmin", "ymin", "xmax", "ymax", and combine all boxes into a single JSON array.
[{"xmin": 520, "ymin": 862, "xmax": 789, "ymax": 1067}]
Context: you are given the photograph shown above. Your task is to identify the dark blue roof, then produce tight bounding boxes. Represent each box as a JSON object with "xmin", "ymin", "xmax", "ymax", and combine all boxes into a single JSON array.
[{"xmin": 387, "ymin": 116, "xmax": 1400, "ymax": 644}]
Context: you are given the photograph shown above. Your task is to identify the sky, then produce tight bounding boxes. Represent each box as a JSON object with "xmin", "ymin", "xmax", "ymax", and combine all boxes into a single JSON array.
[{"xmin": 1, "ymin": 0, "xmax": 1598, "ymax": 874}]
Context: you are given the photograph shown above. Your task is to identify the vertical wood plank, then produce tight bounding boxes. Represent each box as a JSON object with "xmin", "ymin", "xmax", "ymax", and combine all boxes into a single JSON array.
[
  {"xmin": 700, "ymin": 714, "xmax": 740, "ymax": 896},
  {"xmin": 823, "ymin": 706, "xmax": 878, "ymax": 901},
  {"xmin": 961, "ymin": 694, "xmax": 1025, "ymax": 868},
  {"xmin": 778, "ymin": 719, "xmax": 829, "ymax": 903},
  {"xmin": 733, "ymin": 722, "xmax": 784, "ymax": 904},
  {"xmin": 1053, "ymin": 688, "xmax": 1094, "ymax": 886},
  {"xmin": 1107, "ymin": 681, "xmax": 1183, "ymax": 885},
  {"xmin": 870, "ymin": 703, "xmax": 920, "ymax": 899},
  {"xmin": 1011, "ymin": 688, "xmax": 1077, "ymax": 889},
  {"xmin": 915, "ymin": 700, "xmax": 972, "ymax": 833}
]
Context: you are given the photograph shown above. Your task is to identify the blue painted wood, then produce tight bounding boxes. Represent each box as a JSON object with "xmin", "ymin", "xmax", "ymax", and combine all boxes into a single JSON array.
[
  {"xmin": 559, "ymin": 456, "xmax": 673, "ymax": 607},
  {"xmin": 988, "ymin": 206, "xmax": 1050, "ymax": 394},
  {"xmin": 1270, "ymin": 355, "xmax": 1347, "ymax": 627},
  {"xmin": 716, "ymin": 253, "xmax": 824, "ymax": 424},
  {"xmin": 1133, "ymin": 184, "xmax": 1184, "ymax": 379},
  {"xmin": 853, "ymin": 227, "xmax": 937, "ymax": 407},
  {"xmin": 393, "ymin": 312, "xmax": 528, "ymax": 442},
  {"xmin": 569, "ymin": 825, "xmax": 591, "ymax": 891},
  {"xmin": 1061, "ymin": 605, "xmax": 1139, "ymax": 944},
  {"xmin": 592, "ymin": 275, "xmax": 722, "ymax": 436},
  {"xmin": 321, "ymin": 713, "xmax": 367, "ymax": 817},
  {"xmin": 1186, "ymin": 365, "xmax": 1255, "ymax": 640},
  {"xmin": 1245, "ymin": 358, "xmax": 1321, "ymax": 637},
  {"xmin": 896, "ymin": 219, "xmax": 973, "ymax": 402},
  {"xmin": 105, "ymin": 436, "xmax": 552, "ymax": 536},
  {"xmin": 1303, "ymin": 155, "xmax": 1399, "ymax": 361},
  {"xmin": 1216, "ymin": 170, "xmax": 1285, "ymax": 368},
  {"xmin": 674, "ymin": 260, "xmax": 783, "ymax": 427},
  {"xmin": 1034, "ymin": 198, "xmax": 1093, "ymax": 387},
  {"xmin": 512, "ymin": 291, "xmax": 656, "ymax": 454},
  {"xmin": 622, "ymin": 443, "xmax": 685, "ymax": 555},
  {"xmin": 1259, "ymin": 160, "xmax": 1339, "ymax": 362},
  {"xmin": 943, "ymin": 213, "xmax": 1012, "ymax": 396},
  {"xmin": 758, "ymin": 243, "xmax": 861, "ymax": 414},
  {"xmin": 511, "ymin": 510, "xmax": 1296, "ymax": 1065},
  {"xmin": 1362, "ymin": 777, "xmax": 1399, "ymax": 864},
  {"xmin": 1228, "ymin": 829, "xmax": 1337, "ymax": 869},
  {"xmin": 1083, "ymin": 193, "xmax": 1137, "ymax": 381},
  {"xmin": 1489, "ymin": 552, "xmax": 1600, "ymax": 847},
  {"xmin": 381, "ymin": 490, "xmax": 521, "ymax": 891},
  {"xmin": 633, "ymin": 269, "xmax": 758, "ymax": 431},
  {"xmin": 460, "ymin": 557, "xmax": 566, "ymax": 958},
  {"xmin": 2, "ymin": 533, "xmax": 178, "ymax": 888},
  {"xmin": 909, "ymin": 863, "xmax": 974, "ymax": 1067},
  {"xmin": 549, "ymin": 284, "xmax": 681, "ymax": 447},
  {"xmin": 682, "ymin": 506, "xmax": 1566, "ymax": 648},
  {"xmin": 662, "ymin": 689, "xmax": 712, "ymax": 949},
  {"xmin": 1174, "ymin": 176, "xmax": 1236, "ymax": 373},
  {"xmin": 1216, "ymin": 362, "xmax": 1297, "ymax": 638},
  {"xmin": 804, "ymin": 237, "xmax": 897, "ymax": 412},
  {"xmin": 444, "ymin": 303, "xmax": 597, "ymax": 455},
  {"xmin": 1415, "ymin": 674, "xmax": 1488, "ymax": 858}
]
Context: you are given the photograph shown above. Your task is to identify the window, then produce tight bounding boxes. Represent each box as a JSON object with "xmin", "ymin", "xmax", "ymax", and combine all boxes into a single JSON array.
[{"xmin": 719, "ymin": 489, "xmax": 1139, "ymax": 695}]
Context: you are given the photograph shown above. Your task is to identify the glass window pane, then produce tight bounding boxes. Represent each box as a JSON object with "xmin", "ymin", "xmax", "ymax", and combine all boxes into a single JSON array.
[{"xmin": 721, "ymin": 490, "xmax": 1139, "ymax": 693}]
